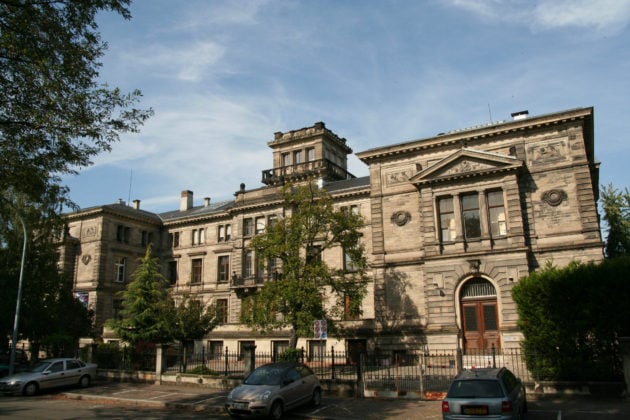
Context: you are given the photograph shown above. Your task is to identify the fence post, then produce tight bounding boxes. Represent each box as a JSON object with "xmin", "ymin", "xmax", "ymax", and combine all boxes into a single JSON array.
[
  {"xmin": 456, "ymin": 346, "xmax": 463, "ymax": 373},
  {"xmin": 155, "ymin": 344, "xmax": 164, "ymax": 381},
  {"xmin": 491, "ymin": 344, "xmax": 496, "ymax": 368},
  {"xmin": 224, "ymin": 346, "xmax": 229, "ymax": 376},
  {"xmin": 331, "ymin": 346, "xmax": 336, "ymax": 380},
  {"xmin": 356, "ymin": 352, "xmax": 364, "ymax": 398}
]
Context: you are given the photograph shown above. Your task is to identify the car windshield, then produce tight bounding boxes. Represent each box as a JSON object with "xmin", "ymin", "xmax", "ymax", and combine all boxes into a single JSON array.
[
  {"xmin": 447, "ymin": 380, "xmax": 505, "ymax": 398},
  {"xmin": 27, "ymin": 361, "xmax": 53, "ymax": 373},
  {"xmin": 243, "ymin": 365, "xmax": 285, "ymax": 386}
]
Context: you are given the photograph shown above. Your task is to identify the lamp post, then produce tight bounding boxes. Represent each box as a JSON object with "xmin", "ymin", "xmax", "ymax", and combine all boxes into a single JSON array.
[{"xmin": 4, "ymin": 202, "xmax": 27, "ymax": 376}]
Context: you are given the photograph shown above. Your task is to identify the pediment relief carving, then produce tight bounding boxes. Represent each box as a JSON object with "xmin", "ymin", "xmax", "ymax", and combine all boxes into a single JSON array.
[{"xmin": 410, "ymin": 148, "xmax": 522, "ymax": 186}]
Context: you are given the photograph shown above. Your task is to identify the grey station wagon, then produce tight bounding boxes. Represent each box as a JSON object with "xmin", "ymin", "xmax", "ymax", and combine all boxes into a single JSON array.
[{"xmin": 442, "ymin": 367, "xmax": 527, "ymax": 420}]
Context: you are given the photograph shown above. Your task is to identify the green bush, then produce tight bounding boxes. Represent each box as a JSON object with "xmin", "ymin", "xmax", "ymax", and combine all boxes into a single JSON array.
[
  {"xmin": 512, "ymin": 258, "xmax": 630, "ymax": 381},
  {"xmin": 278, "ymin": 348, "xmax": 303, "ymax": 362},
  {"xmin": 186, "ymin": 365, "xmax": 217, "ymax": 375}
]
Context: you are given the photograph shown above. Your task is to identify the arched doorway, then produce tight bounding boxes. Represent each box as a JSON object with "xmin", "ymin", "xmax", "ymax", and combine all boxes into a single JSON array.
[{"xmin": 460, "ymin": 278, "xmax": 500, "ymax": 353}]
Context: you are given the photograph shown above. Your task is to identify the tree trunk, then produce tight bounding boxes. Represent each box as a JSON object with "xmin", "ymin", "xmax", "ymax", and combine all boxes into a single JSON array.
[{"xmin": 289, "ymin": 328, "xmax": 298, "ymax": 349}]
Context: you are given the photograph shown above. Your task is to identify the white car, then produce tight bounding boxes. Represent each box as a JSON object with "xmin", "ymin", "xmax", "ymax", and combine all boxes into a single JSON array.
[{"xmin": 0, "ymin": 358, "xmax": 97, "ymax": 396}]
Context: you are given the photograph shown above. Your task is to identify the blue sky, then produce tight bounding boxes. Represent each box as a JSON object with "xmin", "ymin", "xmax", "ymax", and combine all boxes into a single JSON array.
[{"xmin": 63, "ymin": 0, "xmax": 630, "ymax": 213}]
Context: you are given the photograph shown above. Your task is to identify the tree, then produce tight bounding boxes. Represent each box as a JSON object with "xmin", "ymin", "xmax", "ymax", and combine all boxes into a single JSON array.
[
  {"xmin": 600, "ymin": 184, "xmax": 630, "ymax": 258},
  {"xmin": 106, "ymin": 246, "xmax": 172, "ymax": 345},
  {"xmin": 241, "ymin": 182, "xmax": 368, "ymax": 349},
  {"xmin": 0, "ymin": 0, "xmax": 152, "ymax": 220},
  {"xmin": 167, "ymin": 294, "xmax": 220, "ymax": 370},
  {"xmin": 0, "ymin": 192, "xmax": 93, "ymax": 358},
  {"xmin": 512, "ymin": 259, "xmax": 630, "ymax": 381}
]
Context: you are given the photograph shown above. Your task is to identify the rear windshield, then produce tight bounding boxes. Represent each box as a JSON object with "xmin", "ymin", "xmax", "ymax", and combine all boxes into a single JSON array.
[{"xmin": 447, "ymin": 379, "xmax": 505, "ymax": 398}]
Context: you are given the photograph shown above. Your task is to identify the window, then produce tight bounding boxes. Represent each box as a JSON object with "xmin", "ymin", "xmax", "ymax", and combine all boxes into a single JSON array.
[
  {"xmin": 192, "ymin": 228, "xmax": 205, "ymax": 245},
  {"xmin": 273, "ymin": 341, "xmax": 289, "ymax": 360},
  {"xmin": 169, "ymin": 232, "xmax": 180, "ymax": 248},
  {"xmin": 294, "ymin": 150, "xmax": 303, "ymax": 164},
  {"xmin": 267, "ymin": 258, "xmax": 278, "ymax": 280},
  {"xmin": 268, "ymin": 214, "xmax": 278, "ymax": 227},
  {"xmin": 462, "ymin": 193, "xmax": 481, "ymax": 239},
  {"xmin": 191, "ymin": 258, "xmax": 203, "ymax": 284},
  {"xmin": 168, "ymin": 260, "xmax": 178, "ymax": 285},
  {"xmin": 487, "ymin": 190, "xmax": 507, "ymax": 237},
  {"xmin": 306, "ymin": 245, "xmax": 322, "ymax": 265},
  {"xmin": 116, "ymin": 225, "xmax": 130, "ymax": 243},
  {"xmin": 114, "ymin": 257, "xmax": 126, "ymax": 282},
  {"xmin": 344, "ymin": 294, "xmax": 360, "ymax": 320},
  {"xmin": 243, "ymin": 249, "xmax": 253, "ymax": 278},
  {"xmin": 243, "ymin": 218, "xmax": 253, "ymax": 236},
  {"xmin": 282, "ymin": 152, "xmax": 291, "ymax": 167},
  {"xmin": 218, "ymin": 255, "xmax": 230, "ymax": 283},
  {"xmin": 255, "ymin": 217, "xmax": 266, "ymax": 234},
  {"xmin": 218, "ymin": 225, "xmax": 231, "ymax": 242},
  {"xmin": 306, "ymin": 147, "xmax": 315, "ymax": 162},
  {"xmin": 343, "ymin": 246, "xmax": 360, "ymax": 272},
  {"xmin": 438, "ymin": 197, "xmax": 455, "ymax": 242},
  {"xmin": 113, "ymin": 298, "xmax": 123, "ymax": 320},
  {"xmin": 216, "ymin": 299, "xmax": 228, "ymax": 324},
  {"xmin": 308, "ymin": 340, "xmax": 326, "ymax": 361},
  {"xmin": 141, "ymin": 231, "xmax": 153, "ymax": 247},
  {"xmin": 208, "ymin": 341, "xmax": 223, "ymax": 358}
]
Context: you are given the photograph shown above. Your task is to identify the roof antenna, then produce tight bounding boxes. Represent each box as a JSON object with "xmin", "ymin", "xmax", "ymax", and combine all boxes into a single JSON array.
[
  {"xmin": 127, "ymin": 169, "xmax": 133, "ymax": 206},
  {"xmin": 488, "ymin": 103, "xmax": 493, "ymax": 123}
]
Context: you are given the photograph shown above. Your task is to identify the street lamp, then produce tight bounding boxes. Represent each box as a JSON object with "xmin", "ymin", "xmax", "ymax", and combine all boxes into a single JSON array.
[{"xmin": 3, "ymin": 200, "xmax": 27, "ymax": 376}]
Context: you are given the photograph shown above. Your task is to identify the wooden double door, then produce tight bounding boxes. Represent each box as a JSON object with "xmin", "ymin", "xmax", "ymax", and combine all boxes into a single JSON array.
[{"xmin": 461, "ymin": 298, "xmax": 500, "ymax": 353}]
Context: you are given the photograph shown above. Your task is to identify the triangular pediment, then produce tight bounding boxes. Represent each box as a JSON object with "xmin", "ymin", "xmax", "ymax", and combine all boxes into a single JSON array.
[{"xmin": 410, "ymin": 148, "xmax": 523, "ymax": 187}]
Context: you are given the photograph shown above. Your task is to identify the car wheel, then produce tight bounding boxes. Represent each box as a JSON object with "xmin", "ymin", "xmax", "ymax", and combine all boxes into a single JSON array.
[
  {"xmin": 79, "ymin": 375, "xmax": 91, "ymax": 388},
  {"xmin": 311, "ymin": 388, "xmax": 322, "ymax": 407},
  {"xmin": 23, "ymin": 382, "xmax": 38, "ymax": 396},
  {"xmin": 269, "ymin": 400, "xmax": 283, "ymax": 420}
]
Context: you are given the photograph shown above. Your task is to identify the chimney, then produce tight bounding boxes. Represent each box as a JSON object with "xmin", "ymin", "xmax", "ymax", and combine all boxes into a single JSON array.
[
  {"xmin": 511, "ymin": 110, "xmax": 529, "ymax": 121},
  {"xmin": 180, "ymin": 190, "xmax": 193, "ymax": 211},
  {"xmin": 204, "ymin": 197, "xmax": 211, "ymax": 207},
  {"xmin": 132, "ymin": 199, "xmax": 141, "ymax": 210}
]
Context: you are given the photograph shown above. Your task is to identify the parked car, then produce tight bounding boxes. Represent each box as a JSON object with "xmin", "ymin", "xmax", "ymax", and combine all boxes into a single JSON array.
[
  {"xmin": 0, "ymin": 358, "xmax": 97, "ymax": 396},
  {"xmin": 225, "ymin": 361, "xmax": 322, "ymax": 419},
  {"xmin": 442, "ymin": 367, "xmax": 527, "ymax": 420}
]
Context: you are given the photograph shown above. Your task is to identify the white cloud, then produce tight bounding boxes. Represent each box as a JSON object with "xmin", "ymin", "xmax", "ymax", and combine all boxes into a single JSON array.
[{"xmin": 449, "ymin": 0, "xmax": 630, "ymax": 35}]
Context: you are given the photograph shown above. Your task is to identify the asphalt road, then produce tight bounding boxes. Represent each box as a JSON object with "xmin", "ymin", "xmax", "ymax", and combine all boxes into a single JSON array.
[{"xmin": 1, "ymin": 381, "xmax": 630, "ymax": 419}]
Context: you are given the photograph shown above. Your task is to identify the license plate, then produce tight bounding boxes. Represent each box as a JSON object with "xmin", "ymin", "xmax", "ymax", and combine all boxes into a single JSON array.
[
  {"xmin": 233, "ymin": 402, "xmax": 249, "ymax": 410},
  {"xmin": 462, "ymin": 405, "xmax": 489, "ymax": 415}
]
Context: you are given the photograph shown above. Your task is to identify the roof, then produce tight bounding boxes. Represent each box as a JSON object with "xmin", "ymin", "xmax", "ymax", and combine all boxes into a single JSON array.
[
  {"xmin": 324, "ymin": 176, "xmax": 370, "ymax": 194},
  {"xmin": 356, "ymin": 107, "xmax": 594, "ymax": 162},
  {"xmin": 159, "ymin": 200, "xmax": 234, "ymax": 222}
]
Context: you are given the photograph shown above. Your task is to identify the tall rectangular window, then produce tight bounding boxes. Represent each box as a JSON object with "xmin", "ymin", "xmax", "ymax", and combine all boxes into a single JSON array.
[
  {"xmin": 168, "ymin": 260, "xmax": 178, "ymax": 285},
  {"xmin": 243, "ymin": 249, "xmax": 253, "ymax": 278},
  {"xmin": 216, "ymin": 299, "xmax": 228, "ymax": 324},
  {"xmin": 208, "ymin": 340, "xmax": 223, "ymax": 358},
  {"xmin": 306, "ymin": 245, "xmax": 322, "ymax": 265},
  {"xmin": 344, "ymin": 246, "xmax": 360, "ymax": 272},
  {"xmin": 243, "ymin": 218, "xmax": 253, "ymax": 236},
  {"xmin": 344, "ymin": 294, "xmax": 360, "ymax": 320},
  {"xmin": 282, "ymin": 152, "xmax": 291, "ymax": 167},
  {"xmin": 192, "ymin": 228, "xmax": 205, "ymax": 245},
  {"xmin": 255, "ymin": 217, "xmax": 266, "ymax": 234},
  {"xmin": 462, "ymin": 193, "xmax": 481, "ymax": 239},
  {"xmin": 294, "ymin": 150, "xmax": 303, "ymax": 164},
  {"xmin": 487, "ymin": 190, "xmax": 507, "ymax": 237},
  {"xmin": 218, "ymin": 255, "xmax": 230, "ymax": 283},
  {"xmin": 306, "ymin": 147, "xmax": 315, "ymax": 162},
  {"xmin": 170, "ymin": 232, "xmax": 180, "ymax": 248},
  {"xmin": 191, "ymin": 258, "xmax": 203, "ymax": 284},
  {"xmin": 114, "ymin": 257, "xmax": 126, "ymax": 282},
  {"xmin": 438, "ymin": 197, "xmax": 455, "ymax": 242}
]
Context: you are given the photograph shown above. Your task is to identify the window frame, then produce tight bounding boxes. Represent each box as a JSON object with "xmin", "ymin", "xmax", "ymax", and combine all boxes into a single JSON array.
[
  {"xmin": 218, "ymin": 255, "xmax": 230, "ymax": 283},
  {"xmin": 191, "ymin": 258, "xmax": 203, "ymax": 284}
]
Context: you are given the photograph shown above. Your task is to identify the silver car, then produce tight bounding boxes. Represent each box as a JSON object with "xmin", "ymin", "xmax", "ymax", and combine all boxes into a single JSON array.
[
  {"xmin": 442, "ymin": 367, "xmax": 527, "ymax": 420},
  {"xmin": 225, "ymin": 361, "xmax": 322, "ymax": 419},
  {"xmin": 0, "ymin": 358, "xmax": 97, "ymax": 396}
]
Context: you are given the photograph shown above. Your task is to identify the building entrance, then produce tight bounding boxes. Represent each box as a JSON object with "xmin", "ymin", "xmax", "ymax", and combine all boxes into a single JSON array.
[{"xmin": 460, "ymin": 278, "xmax": 500, "ymax": 353}]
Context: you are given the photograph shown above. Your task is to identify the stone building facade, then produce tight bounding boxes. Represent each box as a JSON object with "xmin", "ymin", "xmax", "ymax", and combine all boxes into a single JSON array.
[{"xmin": 61, "ymin": 107, "xmax": 603, "ymax": 358}]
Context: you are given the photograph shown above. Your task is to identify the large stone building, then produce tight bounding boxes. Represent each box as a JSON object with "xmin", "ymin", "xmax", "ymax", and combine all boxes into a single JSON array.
[{"xmin": 61, "ymin": 107, "xmax": 603, "ymax": 359}]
